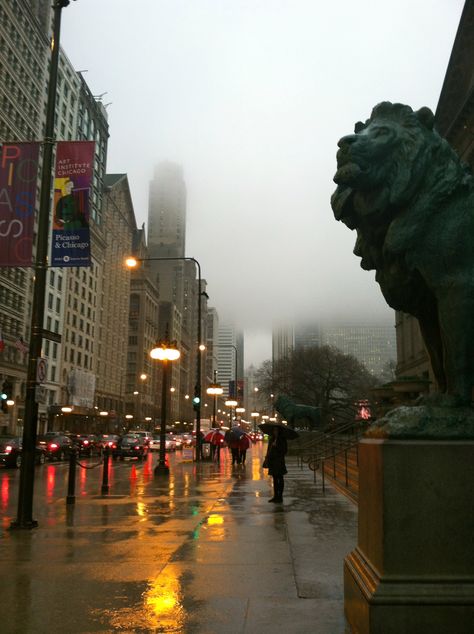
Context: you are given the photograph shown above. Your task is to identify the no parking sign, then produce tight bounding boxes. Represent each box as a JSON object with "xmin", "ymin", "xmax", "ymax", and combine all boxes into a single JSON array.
[{"xmin": 36, "ymin": 358, "xmax": 47, "ymax": 384}]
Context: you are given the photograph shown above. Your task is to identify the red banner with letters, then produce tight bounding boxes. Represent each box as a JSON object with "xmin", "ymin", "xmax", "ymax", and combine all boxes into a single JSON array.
[{"xmin": 0, "ymin": 143, "xmax": 40, "ymax": 266}]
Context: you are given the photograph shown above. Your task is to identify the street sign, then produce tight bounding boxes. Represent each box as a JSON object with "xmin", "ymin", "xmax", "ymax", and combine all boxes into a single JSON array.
[
  {"xmin": 36, "ymin": 358, "xmax": 47, "ymax": 384},
  {"xmin": 35, "ymin": 386, "xmax": 47, "ymax": 404}
]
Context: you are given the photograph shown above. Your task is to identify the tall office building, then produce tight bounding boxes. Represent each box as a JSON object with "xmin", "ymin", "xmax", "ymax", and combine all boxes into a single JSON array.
[
  {"xmin": 320, "ymin": 322, "xmax": 396, "ymax": 377},
  {"xmin": 217, "ymin": 323, "xmax": 243, "ymax": 399},
  {"xmin": 148, "ymin": 162, "xmax": 186, "ymax": 258},
  {"xmin": 272, "ymin": 320, "xmax": 396, "ymax": 378}
]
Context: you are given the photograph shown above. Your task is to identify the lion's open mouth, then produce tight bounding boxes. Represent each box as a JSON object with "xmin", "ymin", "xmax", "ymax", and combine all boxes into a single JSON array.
[
  {"xmin": 331, "ymin": 185, "xmax": 355, "ymax": 224},
  {"xmin": 334, "ymin": 162, "xmax": 363, "ymax": 186}
]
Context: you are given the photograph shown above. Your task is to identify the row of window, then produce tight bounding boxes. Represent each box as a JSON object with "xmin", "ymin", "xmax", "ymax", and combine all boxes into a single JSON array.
[
  {"xmin": 64, "ymin": 346, "xmax": 93, "ymax": 371},
  {"xmin": 0, "ymin": 64, "xmax": 41, "ymax": 126},
  {"xmin": 0, "ymin": 285, "xmax": 24, "ymax": 314}
]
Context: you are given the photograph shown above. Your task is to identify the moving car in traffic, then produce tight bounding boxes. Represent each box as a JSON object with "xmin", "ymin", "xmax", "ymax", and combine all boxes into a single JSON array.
[
  {"xmin": 149, "ymin": 434, "xmax": 176, "ymax": 452},
  {"xmin": 37, "ymin": 433, "xmax": 73, "ymax": 461},
  {"xmin": 0, "ymin": 436, "xmax": 47, "ymax": 468},
  {"xmin": 116, "ymin": 434, "xmax": 148, "ymax": 460}
]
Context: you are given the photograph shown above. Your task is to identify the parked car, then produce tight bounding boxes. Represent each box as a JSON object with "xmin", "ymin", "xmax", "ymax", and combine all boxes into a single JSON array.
[
  {"xmin": 68, "ymin": 434, "xmax": 102, "ymax": 457},
  {"xmin": 149, "ymin": 434, "xmax": 177, "ymax": 452},
  {"xmin": 0, "ymin": 436, "xmax": 47, "ymax": 468},
  {"xmin": 37, "ymin": 433, "xmax": 73, "ymax": 461},
  {"xmin": 116, "ymin": 434, "xmax": 148, "ymax": 460}
]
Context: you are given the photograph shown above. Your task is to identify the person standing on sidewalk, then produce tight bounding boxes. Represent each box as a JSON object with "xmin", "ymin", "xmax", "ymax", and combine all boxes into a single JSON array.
[{"xmin": 263, "ymin": 426, "xmax": 287, "ymax": 503}]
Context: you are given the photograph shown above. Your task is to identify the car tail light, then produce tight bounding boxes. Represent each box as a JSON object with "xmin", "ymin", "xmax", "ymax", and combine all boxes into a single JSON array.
[
  {"xmin": 83, "ymin": 440, "xmax": 89, "ymax": 445},
  {"xmin": 134, "ymin": 446, "xmax": 139, "ymax": 450},
  {"xmin": 5, "ymin": 445, "xmax": 12, "ymax": 453},
  {"xmin": 49, "ymin": 443, "xmax": 58, "ymax": 450}
]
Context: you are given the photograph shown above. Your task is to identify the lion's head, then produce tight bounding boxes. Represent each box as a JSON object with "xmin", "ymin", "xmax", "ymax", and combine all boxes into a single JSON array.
[{"xmin": 331, "ymin": 102, "xmax": 470, "ymax": 271}]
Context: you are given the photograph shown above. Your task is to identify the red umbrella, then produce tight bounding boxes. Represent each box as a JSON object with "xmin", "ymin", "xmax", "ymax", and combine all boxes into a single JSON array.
[
  {"xmin": 237, "ymin": 434, "xmax": 251, "ymax": 450},
  {"xmin": 203, "ymin": 429, "xmax": 226, "ymax": 446}
]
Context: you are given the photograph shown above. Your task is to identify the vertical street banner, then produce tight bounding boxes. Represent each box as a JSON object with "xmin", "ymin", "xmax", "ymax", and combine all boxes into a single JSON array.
[
  {"xmin": 0, "ymin": 143, "xmax": 40, "ymax": 266},
  {"xmin": 51, "ymin": 141, "xmax": 95, "ymax": 267}
]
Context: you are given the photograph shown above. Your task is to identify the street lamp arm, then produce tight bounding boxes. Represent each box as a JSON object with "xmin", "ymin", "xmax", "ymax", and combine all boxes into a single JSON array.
[{"xmin": 125, "ymin": 254, "xmax": 204, "ymax": 461}]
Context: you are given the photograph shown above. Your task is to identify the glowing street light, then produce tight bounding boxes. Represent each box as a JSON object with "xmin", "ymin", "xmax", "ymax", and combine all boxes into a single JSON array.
[
  {"xmin": 225, "ymin": 399, "xmax": 238, "ymax": 424},
  {"xmin": 206, "ymin": 371, "xmax": 224, "ymax": 428},
  {"xmin": 150, "ymin": 336, "xmax": 180, "ymax": 475}
]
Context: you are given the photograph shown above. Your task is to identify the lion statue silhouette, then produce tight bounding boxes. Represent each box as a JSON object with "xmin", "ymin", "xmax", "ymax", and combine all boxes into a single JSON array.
[
  {"xmin": 274, "ymin": 395, "xmax": 321, "ymax": 429},
  {"xmin": 331, "ymin": 101, "xmax": 474, "ymax": 404}
]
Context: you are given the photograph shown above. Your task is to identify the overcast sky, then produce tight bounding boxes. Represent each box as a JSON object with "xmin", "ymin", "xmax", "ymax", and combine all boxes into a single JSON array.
[{"xmin": 61, "ymin": 0, "xmax": 464, "ymax": 367}]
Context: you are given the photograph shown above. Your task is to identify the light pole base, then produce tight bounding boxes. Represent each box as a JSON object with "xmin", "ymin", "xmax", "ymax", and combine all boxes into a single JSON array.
[
  {"xmin": 154, "ymin": 463, "xmax": 170, "ymax": 476},
  {"xmin": 10, "ymin": 519, "xmax": 39, "ymax": 530}
]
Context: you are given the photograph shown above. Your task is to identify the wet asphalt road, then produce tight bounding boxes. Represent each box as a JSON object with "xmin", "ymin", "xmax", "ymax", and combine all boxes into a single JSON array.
[{"xmin": 0, "ymin": 443, "xmax": 356, "ymax": 633}]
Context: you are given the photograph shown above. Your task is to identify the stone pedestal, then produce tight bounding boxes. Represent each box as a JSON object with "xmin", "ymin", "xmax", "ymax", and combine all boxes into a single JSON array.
[{"xmin": 344, "ymin": 439, "xmax": 474, "ymax": 633}]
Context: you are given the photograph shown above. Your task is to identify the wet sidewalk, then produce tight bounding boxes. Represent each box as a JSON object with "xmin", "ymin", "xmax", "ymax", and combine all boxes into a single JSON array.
[{"xmin": 0, "ymin": 444, "xmax": 356, "ymax": 633}]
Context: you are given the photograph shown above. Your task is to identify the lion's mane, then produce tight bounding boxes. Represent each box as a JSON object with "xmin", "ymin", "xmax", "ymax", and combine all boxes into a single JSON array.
[{"xmin": 331, "ymin": 101, "xmax": 473, "ymax": 311}]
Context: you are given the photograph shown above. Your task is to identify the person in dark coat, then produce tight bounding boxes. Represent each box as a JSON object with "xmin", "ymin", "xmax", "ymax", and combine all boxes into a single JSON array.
[{"xmin": 264, "ymin": 426, "xmax": 287, "ymax": 503}]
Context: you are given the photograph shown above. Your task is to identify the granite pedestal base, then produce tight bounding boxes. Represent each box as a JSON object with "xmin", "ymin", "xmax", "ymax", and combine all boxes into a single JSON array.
[{"xmin": 344, "ymin": 438, "xmax": 474, "ymax": 634}]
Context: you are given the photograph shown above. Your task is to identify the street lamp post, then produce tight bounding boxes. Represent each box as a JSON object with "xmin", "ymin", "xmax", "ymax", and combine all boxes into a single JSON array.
[
  {"xmin": 11, "ymin": 0, "xmax": 73, "ymax": 531},
  {"xmin": 150, "ymin": 336, "xmax": 180, "ymax": 475},
  {"xmin": 225, "ymin": 400, "xmax": 238, "ymax": 425},
  {"xmin": 206, "ymin": 370, "xmax": 223, "ymax": 428},
  {"xmin": 251, "ymin": 412, "xmax": 259, "ymax": 433},
  {"xmin": 126, "ymin": 255, "xmax": 206, "ymax": 461}
]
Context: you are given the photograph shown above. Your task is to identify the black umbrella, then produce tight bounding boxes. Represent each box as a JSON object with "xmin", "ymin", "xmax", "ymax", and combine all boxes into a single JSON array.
[
  {"xmin": 259, "ymin": 421, "xmax": 299, "ymax": 440},
  {"xmin": 225, "ymin": 426, "xmax": 246, "ymax": 444}
]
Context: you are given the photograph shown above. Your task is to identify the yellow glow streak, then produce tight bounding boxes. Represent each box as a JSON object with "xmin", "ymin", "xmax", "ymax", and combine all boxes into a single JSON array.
[{"xmin": 207, "ymin": 514, "xmax": 224, "ymax": 525}]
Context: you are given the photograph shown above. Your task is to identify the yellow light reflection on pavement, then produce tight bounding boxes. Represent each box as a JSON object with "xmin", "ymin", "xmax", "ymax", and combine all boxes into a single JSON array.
[
  {"xmin": 98, "ymin": 568, "xmax": 186, "ymax": 632},
  {"xmin": 251, "ymin": 455, "xmax": 262, "ymax": 481},
  {"xmin": 207, "ymin": 514, "xmax": 224, "ymax": 526}
]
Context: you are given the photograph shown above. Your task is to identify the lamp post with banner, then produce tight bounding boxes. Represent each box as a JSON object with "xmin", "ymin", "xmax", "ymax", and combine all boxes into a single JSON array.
[{"xmin": 11, "ymin": 0, "xmax": 75, "ymax": 531}]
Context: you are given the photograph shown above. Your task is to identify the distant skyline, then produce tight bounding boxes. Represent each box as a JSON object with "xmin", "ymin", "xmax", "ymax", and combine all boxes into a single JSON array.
[{"xmin": 61, "ymin": 0, "xmax": 465, "ymax": 366}]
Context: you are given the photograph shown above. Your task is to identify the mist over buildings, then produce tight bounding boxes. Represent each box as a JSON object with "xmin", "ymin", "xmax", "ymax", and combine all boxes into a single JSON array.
[{"xmin": 61, "ymin": 0, "xmax": 465, "ymax": 365}]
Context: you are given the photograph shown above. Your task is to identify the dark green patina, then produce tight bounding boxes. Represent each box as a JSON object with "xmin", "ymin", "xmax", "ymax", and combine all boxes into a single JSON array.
[
  {"xmin": 332, "ymin": 102, "xmax": 474, "ymax": 412},
  {"xmin": 274, "ymin": 394, "xmax": 321, "ymax": 428}
]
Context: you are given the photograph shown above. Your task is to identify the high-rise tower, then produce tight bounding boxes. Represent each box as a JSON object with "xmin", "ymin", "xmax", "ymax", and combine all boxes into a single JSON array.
[{"xmin": 148, "ymin": 162, "xmax": 186, "ymax": 258}]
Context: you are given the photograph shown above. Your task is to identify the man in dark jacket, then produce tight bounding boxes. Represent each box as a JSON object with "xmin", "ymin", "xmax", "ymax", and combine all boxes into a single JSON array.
[{"xmin": 264, "ymin": 426, "xmax": 287, "ymax": 503}]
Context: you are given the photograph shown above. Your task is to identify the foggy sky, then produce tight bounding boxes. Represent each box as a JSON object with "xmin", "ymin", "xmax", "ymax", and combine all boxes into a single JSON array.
[{"xmin": 61, "ymin": 0, "xmax": 465, "ymax": 366}]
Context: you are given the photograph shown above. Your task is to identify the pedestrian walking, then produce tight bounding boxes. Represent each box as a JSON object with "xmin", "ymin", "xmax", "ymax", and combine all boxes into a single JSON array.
[
  {"xmin": 237, "ymin": 434, "xmax": 250, "ymax": 465},
  {"xmin": 263, "ymin": 426, "xmax": 288, "ymax": 503}
]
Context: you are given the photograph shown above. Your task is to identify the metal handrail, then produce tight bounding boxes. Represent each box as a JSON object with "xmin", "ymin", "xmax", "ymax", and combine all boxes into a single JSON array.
[{"xmin": 295, "ymin": 410, "xmax": 371, "ymax": 496}]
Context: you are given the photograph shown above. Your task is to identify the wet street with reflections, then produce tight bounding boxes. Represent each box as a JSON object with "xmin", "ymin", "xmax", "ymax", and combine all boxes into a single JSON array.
[{"xmin": 0, "ymin": 443, "xmax": 356, "ymax": 633}]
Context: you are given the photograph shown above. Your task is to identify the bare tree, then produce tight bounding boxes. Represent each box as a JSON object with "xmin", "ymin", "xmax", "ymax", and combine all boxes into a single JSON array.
[{"xmin": 255, "ymin": 345, "xmax": 378, "ymax": 425}]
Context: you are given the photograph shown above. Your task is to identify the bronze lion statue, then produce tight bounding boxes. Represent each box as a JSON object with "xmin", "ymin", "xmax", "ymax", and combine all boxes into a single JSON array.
[
  {"xmin": 274, "ymin": 394, "xmax": 321, "ymax": 428},
  {"xmin": 331, "ymin": 101, "xmax": 474, "ymax": 404}
]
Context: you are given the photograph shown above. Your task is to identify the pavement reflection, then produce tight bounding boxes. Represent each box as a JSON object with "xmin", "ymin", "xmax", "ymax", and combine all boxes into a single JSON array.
[{"xmin": 0, "ymin": 441, "xmax": 355, "ymax": 633}]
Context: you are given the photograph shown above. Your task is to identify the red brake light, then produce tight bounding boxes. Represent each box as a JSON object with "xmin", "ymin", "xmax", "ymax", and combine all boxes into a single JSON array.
[
  {"xmin": 49, "ymin": 443, "xmax": 58, "ymax": 449},
  {"xmin": 83, "ymin": 440, "xmax": 89, "ymax": 445},
  {"xmin": 5, "ymin": 445, "xmax": 12, "ymax": 453}
]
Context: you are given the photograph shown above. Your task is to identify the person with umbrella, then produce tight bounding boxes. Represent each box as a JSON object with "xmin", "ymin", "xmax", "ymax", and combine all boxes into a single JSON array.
[
  {"xmin": 225, "ymin": 426, "xmax": 246, "ymax": 466},
  {"xmin": 261, "ymin": 422, "xmax": 298, "ymax": 503},
  {"xmin": 203, "ymin": 429, "xmax": 226, "ymax": 462},
  {"xmin": 237, "ymin": 433, "xmax": 251, "ymax": 466}
]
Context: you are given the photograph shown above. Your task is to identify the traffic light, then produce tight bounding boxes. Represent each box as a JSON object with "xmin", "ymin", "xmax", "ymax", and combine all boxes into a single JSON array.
[
  {"xmin": 192, "ymin": 387, "xmax": 201, "ymax": 411},
  {"xmin": 0, "ymin": 380, "xmax": 11, "ymax": 414}
]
